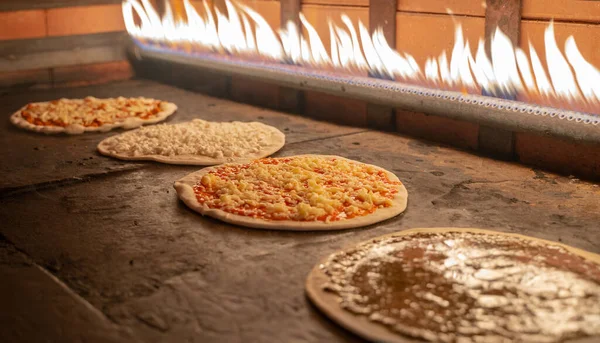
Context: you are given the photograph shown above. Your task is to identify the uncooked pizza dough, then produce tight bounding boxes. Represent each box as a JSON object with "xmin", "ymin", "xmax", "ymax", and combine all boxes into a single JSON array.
[
  {"xmin": 174, "ymin": 155, "xmax": 408, "ymax": 230},
  {"xmin": 97, "ymin": 119, "xmax": 285, "ymax": 165},
  {"xmin": 306, "ymin": 228, "xmax": 600, "ymax": 343},
  {"xmin": 10, "ymin": 96, "xmax": 177, "ymax": 134}
]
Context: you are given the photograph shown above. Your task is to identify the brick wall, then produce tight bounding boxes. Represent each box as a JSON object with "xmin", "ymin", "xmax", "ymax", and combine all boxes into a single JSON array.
[
  {"xmin": 229, "ymin": 0, "xmax": 600, "ymax": 179},
  {"xmin": 0, "ymin": 2, "xmax": 132, "ymax": 89},
  {"xmin": 229, "ymin": 0, "xmax": 283, "ymax": 109}
]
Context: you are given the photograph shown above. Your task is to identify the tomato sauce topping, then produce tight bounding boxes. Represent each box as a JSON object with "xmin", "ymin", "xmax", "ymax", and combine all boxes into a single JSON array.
[
  {"xmin": 193, "ymin": 156, "xmax": 402, "ymax": 222},
  {"xmin": 19, "ymin": 98, "xmax": 163, "ymax": 127}
]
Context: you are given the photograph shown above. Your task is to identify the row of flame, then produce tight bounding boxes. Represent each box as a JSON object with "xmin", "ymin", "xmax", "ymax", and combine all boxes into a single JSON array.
[{"xmin": 123, "ymin": 0, "xmax": 600, "ymax": 114}]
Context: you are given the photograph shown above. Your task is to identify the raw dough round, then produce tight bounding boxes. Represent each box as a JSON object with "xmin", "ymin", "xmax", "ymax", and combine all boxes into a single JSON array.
[{"xmin": 98, "ymin": 119, "xmax": 285, "ymax": 165}]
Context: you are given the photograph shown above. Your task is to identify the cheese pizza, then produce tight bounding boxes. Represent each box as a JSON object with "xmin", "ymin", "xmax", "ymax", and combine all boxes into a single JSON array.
[
  {"xmin": 174, "ymin": 155, "xmax": 408, "ymax": 230},
  {"xmin": 10, "ymin": 96, "xmax": 177, "ymax": 134},
  {"xmin": 97, "ymin": 119, "xmax": 285, "ymax": 165}
]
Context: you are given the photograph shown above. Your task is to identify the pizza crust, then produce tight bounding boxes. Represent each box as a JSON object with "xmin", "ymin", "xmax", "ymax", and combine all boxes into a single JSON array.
[
  {"xmin": 305, "ymin": 228, "xmax": 600, "ymax": 343},
  {"xmin": 174, "ymin": 155, "xmax": 408, "ymax": 231},
  {"xmin": 97, "ymin": 120, "xmax": 285, "ymax": 165},
  {"xmin": 10, "ymin": 98, "xmax": 177, "ymax": 134}
]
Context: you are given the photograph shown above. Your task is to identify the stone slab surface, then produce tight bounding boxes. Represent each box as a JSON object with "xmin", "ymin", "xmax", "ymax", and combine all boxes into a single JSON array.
[
  {"xmin": 0, "ymin": 79, "xmax": 364, "ymax": 193},
  {"xmin": 1, "ymin": 80, "xmax": 599, "ymax": 343},
  {"xmin": 0, "ymin": 237, "xmax": 137, "ymax": 342}
]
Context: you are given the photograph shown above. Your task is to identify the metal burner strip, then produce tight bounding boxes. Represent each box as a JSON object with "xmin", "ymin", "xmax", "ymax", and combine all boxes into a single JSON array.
[{"xmin": 129, "ymin": 39, "xmax": 600, "ymax": 144}]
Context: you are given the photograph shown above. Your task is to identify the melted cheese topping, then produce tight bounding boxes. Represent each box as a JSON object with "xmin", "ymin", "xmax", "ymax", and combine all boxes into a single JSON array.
[
  {"xmin": 19, "ymin": 96, "xmax": 163, "ymax": 127},
  {"xmin": 194, "ymin": 156, "xmax": 402, "ymax": 222},
  {"xmin": 101, "ymin": 119, "xmax": 282, "ymax": 160}
]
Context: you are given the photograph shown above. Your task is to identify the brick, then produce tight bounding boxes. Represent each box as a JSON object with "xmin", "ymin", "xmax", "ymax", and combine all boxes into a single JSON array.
[
  {"xmin": 301, "ymin": 5, "xmax": 369, "ymax": 55},
  {"xmin": 304, "ymin": 91, "xmax": 367, "ymax": 127},
  {"xmin": 245, "ymin": 0, "xmax": 281, "ymax": 29},
  {"xmin": 47, "ymin": 5, "xmax": 125, "ymax": 37},
  {"xmin": 514, "ymin": 21, "xmax": 599, "ymax": 113},
  {"xmin": 522, "ymin": 0, "xmax": 600, "ymax": 23},
  {"xmin": 189, "ymin": 1, "xmax": 281, "ymax": 29},
  {"xmin": 515, "ymin": 132, "xmax": 600, "ymax": 180},
  {"xmin": 0, "ymin": 10, "xmax": 47, "ymax": 41},
  {"xmin": 225, "ymin": 1, "xmax": 282, "ymax": 109},
  {"xmin": 395, "ymin": 109, "xmax": 479, "ymax": 150},
  {"xmin": 189, "ymin": 1, "xmax": 211, "ymax": 24},
  {"xmin": 52, "ymin": 61, "xmax": 133, "ymax": 86},
  {"xmin": 395, "ymin": 12, "xmax": 485, "ymax": 67},
  {"xmin": 170, "ymin": 0, "xmax": 187, "ymax": 20},
  {"xmin": 231, "ymin": 76, "xmax": 280, "ymax": 109},
  {"xmin": 398, "ymin": 0, "xmax": 485, "ymax": 17},
  {"xmin": 520, "ymin": 20, "xmax": 600, "ymax": 78},
  {"xmin": 302, "ymin": 0, "xmax": 368, "ymax": 7},
  {"xmin": 0, "ymin": 69, "xmax": 51, "ymax": 88},
  {"xmin": 183, "ymin": 70, "xmax": 230, "ymax": 98}
]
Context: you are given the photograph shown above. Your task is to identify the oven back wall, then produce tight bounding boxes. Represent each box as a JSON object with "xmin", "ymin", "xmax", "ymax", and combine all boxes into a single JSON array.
[
  {"xmin": 3, "ymin": 1, "xmax": 598, "ymax": 179},
  {"xmin": 0, "ymin": 0, "xmax": 133, "ymax": 89},
  {"xmin": 211, "ymin": 0, "xmax": 600, "ymax": 180}
]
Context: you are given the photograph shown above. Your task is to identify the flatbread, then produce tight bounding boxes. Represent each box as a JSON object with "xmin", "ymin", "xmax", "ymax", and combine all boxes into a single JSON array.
[
  {"xmin": 97, "ymin": 119, "xmax": 285, "ymax": 165},
  {"xmin": 306, "ymin": 228, "xmax": 600, "ymax": 343},
  {"xmin": 174, "ymin": 155, "xmax": 408, "ymax": 231},
  {"xmin": 10, "ymin": 96, "xmax": 177, "ymax": 134}
]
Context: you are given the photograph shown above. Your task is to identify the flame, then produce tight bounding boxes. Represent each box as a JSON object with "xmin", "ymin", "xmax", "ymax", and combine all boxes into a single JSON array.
[{"xmin": 122, "ymin": 0, "xmax": 600, "ymax": 114}]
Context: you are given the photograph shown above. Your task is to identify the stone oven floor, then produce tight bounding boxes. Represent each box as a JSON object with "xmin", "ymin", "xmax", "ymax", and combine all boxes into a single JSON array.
[{"xmin": 1, "ymin": 79, "xmax": 599, "ymax": 342}]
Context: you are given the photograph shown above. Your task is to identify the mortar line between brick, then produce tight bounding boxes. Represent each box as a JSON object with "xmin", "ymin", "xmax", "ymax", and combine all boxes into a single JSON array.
[
  {"xmin": 0, "ymin": 131, "xmax": 371, "ymax": 199},
  {"xmin": 35, "ymin": 263, "xmax": 116, "ymax": 322},
  {"xmin": 0, "ymin": 233, "xmax": 133, "ymax": 334},
  {"xmin": 0, "ymin": 165, "xmax": 147, "ymax": 199},
  {"xmin": 285, "ymin": 129, "xmax": 372, "ymax": 146}
]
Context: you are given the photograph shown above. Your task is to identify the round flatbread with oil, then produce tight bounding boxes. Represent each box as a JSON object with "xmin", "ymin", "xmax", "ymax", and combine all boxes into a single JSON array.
[
  {"xmin": 306, "ymin": 227, "xmax": 600, "ymax": 343},
  {"xmin": 10, "ymin": 96, "xmax": 177, "ymax": 134},
  {"xmin": 174, "ymin": 155, "xmax": 408, "ymax": 230}
]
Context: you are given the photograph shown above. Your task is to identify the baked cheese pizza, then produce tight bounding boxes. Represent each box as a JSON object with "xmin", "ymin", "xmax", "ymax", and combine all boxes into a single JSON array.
[
  {"xmin": 97, "ymin": 119, "xmax": 285, "ymax": 165},
  {"xmin": 10, "ymin": 96, "xmax": 177, "ymax": 134},
  {"xmin": 174, "ymin": 155, "xmax": 408, "ymax": 230}
]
